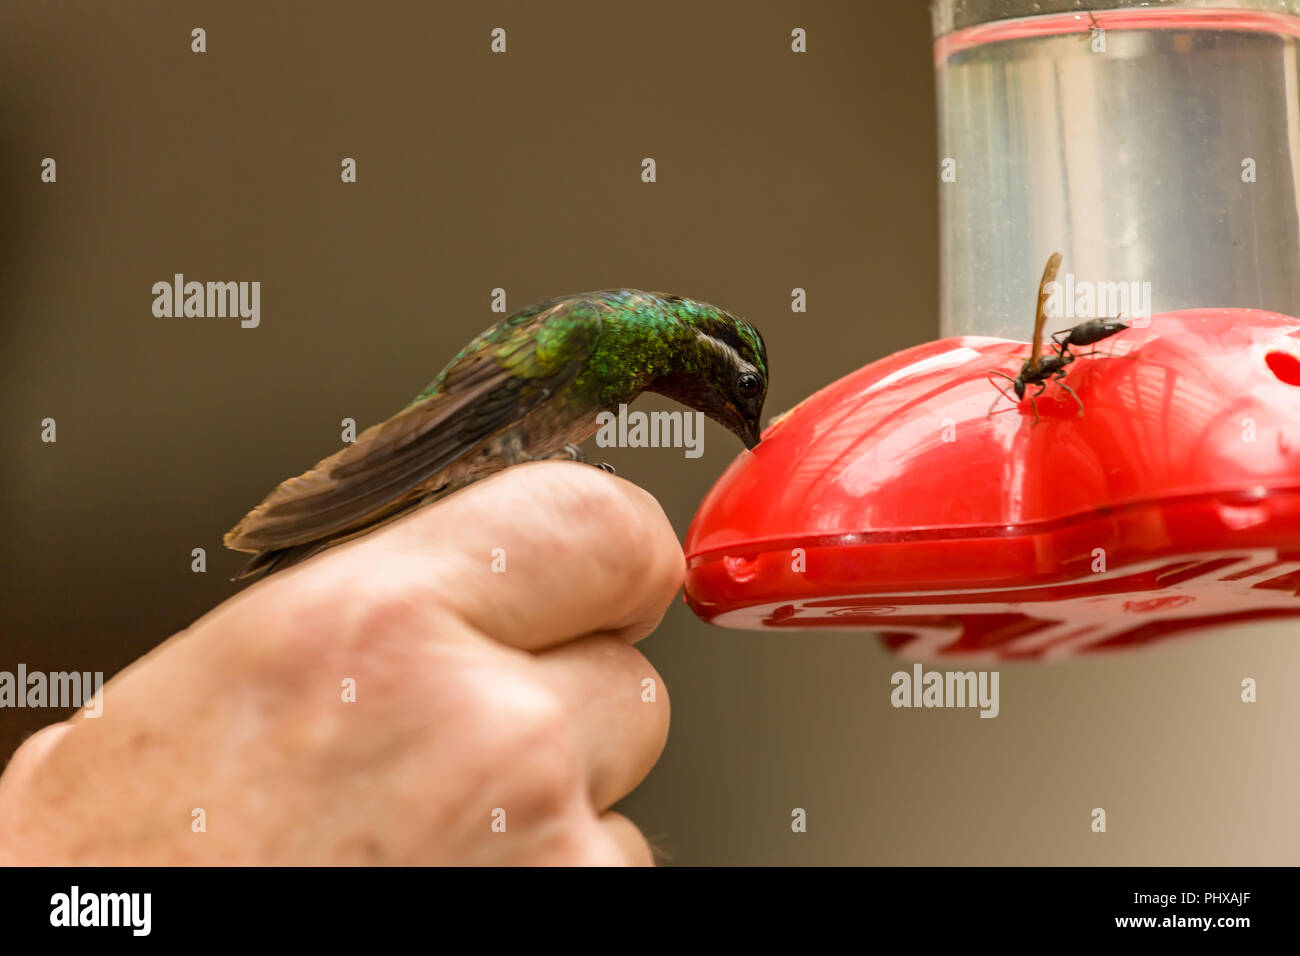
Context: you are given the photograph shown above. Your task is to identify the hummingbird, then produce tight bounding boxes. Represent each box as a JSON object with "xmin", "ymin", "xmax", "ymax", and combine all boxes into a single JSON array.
[{"xmin": 224, "ymin": 289, "xmax": 768, "ymax": 581}]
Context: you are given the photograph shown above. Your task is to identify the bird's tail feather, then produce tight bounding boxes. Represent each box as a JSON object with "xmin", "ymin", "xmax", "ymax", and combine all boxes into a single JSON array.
[
  {"xmin": 229, "ymin": 481, "xmax": 470, "ymax": 583},
  {"xmin": 231, "ymin": 542, "xmax": 325, "ymax": 581}
]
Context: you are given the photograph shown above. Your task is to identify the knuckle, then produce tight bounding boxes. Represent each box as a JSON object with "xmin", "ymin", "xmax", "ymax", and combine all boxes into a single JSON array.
[
  {"xmin": 458, "ymin": 678, "xmax": 584, "ymax": 821},
  {"xmin": 239, "ymin": 570, "xmax": 444, "ymax": 696},
  {"xmin": 343, "ymin": 577, "xmax": 437, "ymax": 650}
]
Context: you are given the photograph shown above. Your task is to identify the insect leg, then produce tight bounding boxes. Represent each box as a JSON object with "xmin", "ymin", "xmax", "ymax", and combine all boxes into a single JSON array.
[
  {"xmin": 986, "ymin": 370, "xmax": 1021, "ymax": 417},
  {"xmin": 1056, "ymin": 377, "xmax": 1085, "ymax": 417}
]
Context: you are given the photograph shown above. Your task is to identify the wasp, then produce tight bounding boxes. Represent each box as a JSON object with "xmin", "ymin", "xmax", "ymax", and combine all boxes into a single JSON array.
[{"xmin": 987, "ymin": 252, "xmax": 1129, "ymax": 425}]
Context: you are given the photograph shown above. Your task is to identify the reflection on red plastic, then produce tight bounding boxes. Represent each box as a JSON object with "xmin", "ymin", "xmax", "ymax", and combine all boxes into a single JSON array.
[{"xmin": 684, "ymin": 309, "xmax": 1300, "ymax": 658}]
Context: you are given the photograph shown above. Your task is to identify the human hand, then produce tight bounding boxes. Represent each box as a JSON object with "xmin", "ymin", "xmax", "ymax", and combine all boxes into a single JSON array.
[{"xmin": 0, "ymin": 463, "xmax": 681, "ymax": 865}]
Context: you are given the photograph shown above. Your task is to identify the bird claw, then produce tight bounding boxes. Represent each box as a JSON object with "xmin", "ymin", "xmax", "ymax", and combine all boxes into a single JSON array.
[
  {"xmin": 532, "ymin": 444, "xmax": 586, "ymax": 463},
  {"xmin": 530, "ymin": 445, "xmax": 612, "ymax": 473},
  {"xmin": 560, "ymin": 444, "xmax": 615, "ymax": 473}
]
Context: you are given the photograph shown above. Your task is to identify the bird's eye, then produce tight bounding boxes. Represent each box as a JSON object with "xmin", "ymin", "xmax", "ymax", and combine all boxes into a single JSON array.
[{"xmin": 736, "ymin": 372, "xmax": 762, "ymax": 399}]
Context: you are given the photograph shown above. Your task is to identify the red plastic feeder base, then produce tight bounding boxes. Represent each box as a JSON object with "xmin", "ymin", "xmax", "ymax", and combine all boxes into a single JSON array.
[{"xmin": 683, "ymin": 309, "xmax": 1300, "ymax": 658}]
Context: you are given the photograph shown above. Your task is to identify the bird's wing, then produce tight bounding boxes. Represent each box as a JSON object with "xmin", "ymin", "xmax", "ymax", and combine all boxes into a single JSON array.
[{"xmin": 224, "ymin": 297, "xmax": 605, "ymax": 552}]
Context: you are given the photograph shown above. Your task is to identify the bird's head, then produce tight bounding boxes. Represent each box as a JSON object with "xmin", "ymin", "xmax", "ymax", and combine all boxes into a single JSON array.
[{"xmin": 647, "ymin": 299, "xmax": 768, "ymax": 449}]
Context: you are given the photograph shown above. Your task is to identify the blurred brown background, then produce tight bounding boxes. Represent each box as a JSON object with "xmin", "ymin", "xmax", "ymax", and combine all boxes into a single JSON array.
[{"xmin": 2, "ymin": 0, "xmax": 1296, "ymax": 864}]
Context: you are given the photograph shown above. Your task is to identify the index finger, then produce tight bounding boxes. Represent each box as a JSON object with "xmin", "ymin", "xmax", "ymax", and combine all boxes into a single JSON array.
[{"xmin": 254, "ymin": 462, "xmax": 686, "ymax": 652}]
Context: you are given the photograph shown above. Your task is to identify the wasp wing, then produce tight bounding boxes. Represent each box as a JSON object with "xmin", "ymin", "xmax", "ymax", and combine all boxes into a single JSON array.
[{"xmin": 1027, "ymin": 251, "xmax": 1063, "ymax": 374}]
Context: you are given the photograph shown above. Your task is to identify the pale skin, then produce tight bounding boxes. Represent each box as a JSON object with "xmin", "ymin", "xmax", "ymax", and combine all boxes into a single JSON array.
[{"xmin": 0, "ymin": 463, "xmax": 680, "ymax": 865}]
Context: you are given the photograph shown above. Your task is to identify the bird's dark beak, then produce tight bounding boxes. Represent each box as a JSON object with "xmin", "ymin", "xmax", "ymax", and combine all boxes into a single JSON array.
[{"xmin": 741, "ymin": 418, "xmax": 762, "ymax": 450}]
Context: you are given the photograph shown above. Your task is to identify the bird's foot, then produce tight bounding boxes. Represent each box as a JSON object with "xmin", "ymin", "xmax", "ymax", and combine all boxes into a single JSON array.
[
  {"xmin": 535, "ymin": 445, "xmax": 613, "ymax": 474},
  {"xmin": 532, "ymin": 443, "xmax": 587, "ymax": 463}
]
